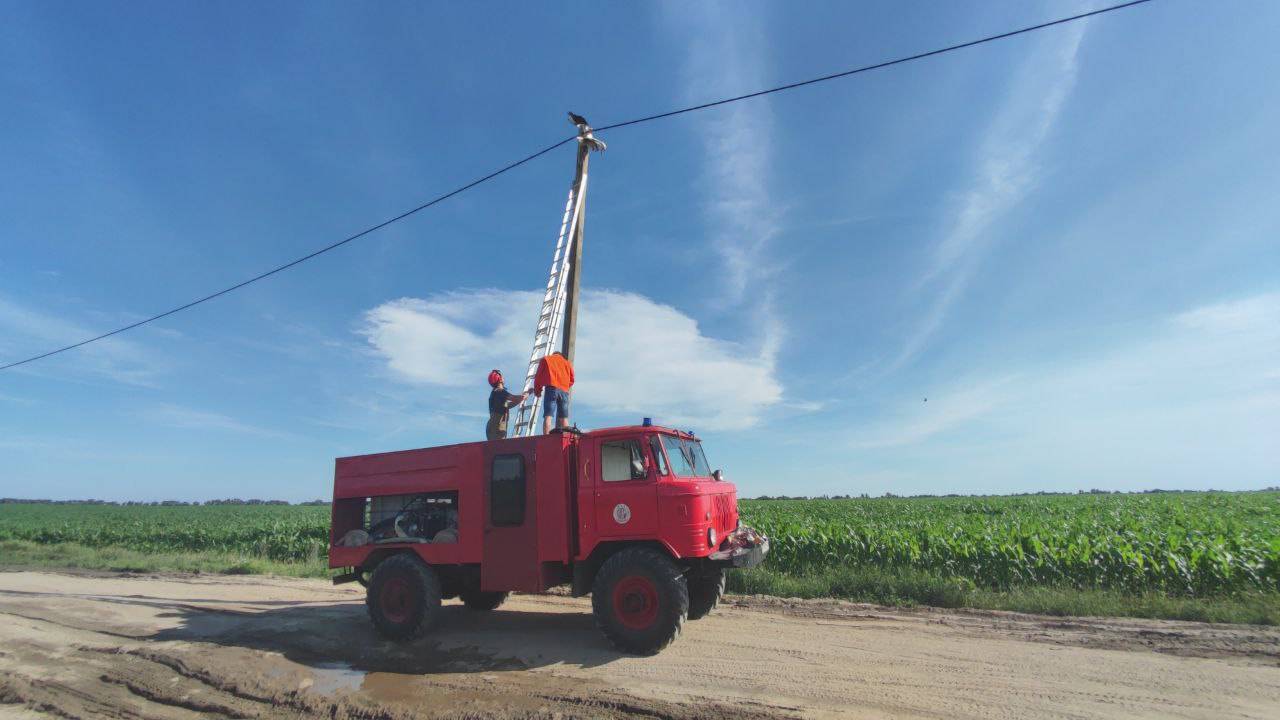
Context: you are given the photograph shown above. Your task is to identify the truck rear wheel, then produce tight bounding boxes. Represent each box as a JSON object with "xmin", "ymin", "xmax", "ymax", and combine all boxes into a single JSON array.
[
  {"xmin": 459, "ymin": 590, "xmax": 508, "ymax": 611},
  {"xmin": 591, "ymin": 547, "xmax": 688, "ymax": 655},
  {"xmin": 687, "ymin": 567, "xmax": 726, "ymax": 620},
  {"xmin": 365, "ymin": 554, "xmax": 441, "ymax": 641}
]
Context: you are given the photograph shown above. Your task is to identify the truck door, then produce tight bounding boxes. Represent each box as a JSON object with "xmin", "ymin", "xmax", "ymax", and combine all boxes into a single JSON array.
[
  {"xmin": 592, "ymin": 436, "xmax": 659, "ymax": 539},
  {"xmin": 481, "ymin": 441, "xmax": 541, "ymax": 592}
]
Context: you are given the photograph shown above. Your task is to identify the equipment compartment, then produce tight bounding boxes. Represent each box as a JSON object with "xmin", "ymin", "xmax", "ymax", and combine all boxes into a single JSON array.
[{"xmin": 335, "ymin": 491, "xmax": 459, "ymax": 546}]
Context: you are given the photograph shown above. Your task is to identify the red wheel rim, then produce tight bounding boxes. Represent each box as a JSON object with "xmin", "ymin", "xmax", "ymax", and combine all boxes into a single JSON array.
[
  {"xmin": 380, "ymin": 576, "xmax": 414, "ymax": 624},
  {"xmin": 612, "ymin": 575, "xmax": 659, "ymax": 630}
]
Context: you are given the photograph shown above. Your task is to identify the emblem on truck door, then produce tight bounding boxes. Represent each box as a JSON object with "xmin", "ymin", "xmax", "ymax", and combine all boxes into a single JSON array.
[{"xmin": 612, "ymin": 503, "xmax": 632, "ymax": 525}]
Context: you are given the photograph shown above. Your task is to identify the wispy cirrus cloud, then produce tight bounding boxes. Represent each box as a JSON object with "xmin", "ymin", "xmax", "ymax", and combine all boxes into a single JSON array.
[
  {"xmin": 140, "ymin": 403, "xmax": 287, "ymax": 438},
  {"xmin": 665, "ymin": 3, "xmax": 782, "ymax": 306},
  {"xmin": 361, "ymin": 288, "xmax": 782, "ymax": 431},
  {"xmin": 1174, "ymin": 292, "xmax": 1280, "ymax": 334},
  {"xmin": 892, "ymin": 23, "xmax": 1089, "ymax": 370},
  {"xmin": 851, "ymin": 378, "xmax": 1013, "ymax": 449},
  {"xmin": 853, "ymin": 291, "xmax": 1280, "ymax": 466},
  {"xmin": 0, "ymin": 295, "xmax": 166, "ymax": 387},
  {"xmin": 658, "ymin": 2, "xmax": 794, "ymax": 402}
]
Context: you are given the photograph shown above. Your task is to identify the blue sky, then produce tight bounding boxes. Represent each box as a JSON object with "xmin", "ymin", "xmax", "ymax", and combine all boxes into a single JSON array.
[{"xmin": 2, "ymin": 1, "xmax": 1277, "ymax": 501}]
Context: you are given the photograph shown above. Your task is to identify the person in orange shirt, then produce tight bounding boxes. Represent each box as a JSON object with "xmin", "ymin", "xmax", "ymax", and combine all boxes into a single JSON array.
[{"xmin": 533, "ymin": 351, "xmax": 574, "ymax": 434}]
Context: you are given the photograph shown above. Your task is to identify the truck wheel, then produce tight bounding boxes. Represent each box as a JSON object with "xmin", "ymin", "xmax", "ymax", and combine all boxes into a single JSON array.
[
  {"xmin": 592, "ymin": 547, "xmax": 688, "ymax": 655},
  {"xmin": 365, "ymin": 554, "xmax": 441, "ymax": 641},
  {"xmin": 686, "ymin": 567, "xmax": 725, "ymax": 620},
  {"xmin": 460, "ymin": 590, "xmax": 508, "ymax": 611}
]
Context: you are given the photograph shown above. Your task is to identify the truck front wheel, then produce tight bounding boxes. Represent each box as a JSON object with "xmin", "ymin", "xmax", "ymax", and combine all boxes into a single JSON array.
[
  {"xmin": 687, "ymin": 567, "xmax": 726, "ymax": 620},
  {"xmin": 591, "ymin": 547, "xmax": 688, "ymax": 655},
  {"xmin": 365, "ymin": 554, "xmax": 441, "ymax": 641}
]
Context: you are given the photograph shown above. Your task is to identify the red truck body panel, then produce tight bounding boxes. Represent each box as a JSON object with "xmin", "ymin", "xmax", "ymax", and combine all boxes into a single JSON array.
[{"xmin": 328, "ymin": 425, "xmax": 739, "ymax": 592}]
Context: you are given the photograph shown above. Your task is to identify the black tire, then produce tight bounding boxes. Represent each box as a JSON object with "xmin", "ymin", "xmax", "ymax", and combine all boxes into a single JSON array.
[
  {"xmin": 365, "ymin": 554, "xmax": 441, "ymax": 641},
  {"xmin": 686, "ymin": 567, "xmax": 725, "ymax": 620},
  {"xmin": 459, "ymin": 590, "xmax": 509, "ymax": 611},
  {"xmin": 591, "ymin": 547, "xmax": 688, "ymax": 655}
]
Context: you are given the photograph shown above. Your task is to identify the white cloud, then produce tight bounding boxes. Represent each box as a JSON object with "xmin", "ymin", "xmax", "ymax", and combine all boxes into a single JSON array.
[
  {"xmin": 360, "ymin": 290, "xmax": 522, "ymax": 386},
  {"xmin": 361, "ymin": 288, "xmax": 782, "ymax": 430},
  {"xmin": 893, "ymin": 23, "xmax": 1088, "ymax": 369}
]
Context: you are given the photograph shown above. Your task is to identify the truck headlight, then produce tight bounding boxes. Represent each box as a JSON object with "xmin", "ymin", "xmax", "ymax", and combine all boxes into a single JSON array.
[{"xmin": 708, "ymin": 527, "xmax": 717, "ymax": 547}]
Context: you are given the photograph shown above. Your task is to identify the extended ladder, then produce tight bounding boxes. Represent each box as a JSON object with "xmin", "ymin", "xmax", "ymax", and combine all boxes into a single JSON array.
[{"xmin": 511, "ymin": 120, "xmax": 605, "ymax": 437}]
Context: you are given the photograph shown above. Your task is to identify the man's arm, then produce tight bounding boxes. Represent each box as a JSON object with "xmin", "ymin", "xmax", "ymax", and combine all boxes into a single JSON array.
[
  {"xmin": 504, "ymin": 390, "xmax": 528, "ymax": 408},
  {"xmin": 533, "ymin": 359, "xmax": 548, "ymax": 396}
]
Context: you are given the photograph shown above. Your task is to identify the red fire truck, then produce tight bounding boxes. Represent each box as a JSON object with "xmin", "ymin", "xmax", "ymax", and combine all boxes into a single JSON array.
[
  {"xmin": 328, "ymin": 117, "xmax": 766, "ymax": 654},
  {"xmin": 328, "ymin": 425, "xmax": 768, "ymax": 654}
]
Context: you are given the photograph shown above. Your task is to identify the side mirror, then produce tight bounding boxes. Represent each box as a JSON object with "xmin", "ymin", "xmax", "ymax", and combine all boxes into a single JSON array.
[
  {"xmin": 712, "ymin": 469, "xmax": 724, "ymax": 482},
  {"xmin": 631, "ymin": 456, "xmax": 648, "ymax": 480}
]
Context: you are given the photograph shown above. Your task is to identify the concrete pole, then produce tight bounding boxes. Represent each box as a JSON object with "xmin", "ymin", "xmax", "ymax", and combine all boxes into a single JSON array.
[{"xmin": 559, "ymin": 140, "xmax": 591, "ymax": 363}]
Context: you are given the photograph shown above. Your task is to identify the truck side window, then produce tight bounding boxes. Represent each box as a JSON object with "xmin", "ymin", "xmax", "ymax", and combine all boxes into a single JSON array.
[
  {"xmin": 648, "ymin": 436, "xmax": 669, "ymax": 476},
  {"xmin": 490, "ymin": 454, "xmax": 526, "ymax": 526},
  {"xmin": 601, "ymin": 440, "xmax": 645, "ymax": 481}
]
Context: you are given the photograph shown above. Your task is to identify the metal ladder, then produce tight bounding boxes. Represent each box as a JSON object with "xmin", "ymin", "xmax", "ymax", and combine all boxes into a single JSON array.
[{"xmin": 510, "ymin": 176, "xmax": 586, "ymax": 437}]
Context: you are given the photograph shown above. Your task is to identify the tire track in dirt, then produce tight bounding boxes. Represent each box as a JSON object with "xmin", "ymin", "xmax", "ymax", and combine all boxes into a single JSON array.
[
  {"xmin": 2, "ymin": 570, "xmax": 1279, "ymax": 719},
  {"xmin": 0, "ymin": 601, "xmax": 794, "ymax": 719}
]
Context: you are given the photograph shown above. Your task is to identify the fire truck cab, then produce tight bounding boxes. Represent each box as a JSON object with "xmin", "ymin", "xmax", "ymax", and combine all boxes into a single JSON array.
[{"xmin": 329, "ymin": 424, "xmax": 768, "ymax": 654}]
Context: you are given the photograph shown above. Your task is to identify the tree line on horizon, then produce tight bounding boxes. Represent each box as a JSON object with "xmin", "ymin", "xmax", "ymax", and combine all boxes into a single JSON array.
[
  {"xmin": 3, "ymin": 488, "xmax": 1276, "ymax": 507},
  {"xmin": 0, "ymin": 498, "xmax": 330, "ymax": 506}
]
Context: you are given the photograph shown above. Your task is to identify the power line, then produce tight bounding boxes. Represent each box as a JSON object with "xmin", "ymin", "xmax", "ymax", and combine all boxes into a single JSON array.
[
  {"xmin": 1, "ymin": 0, "xmax": 1156, "ymax": 372},
  {"xmin": 594, "ymin": 0, "xmax": 1155, "ymax": 132},
  {"xmin": 0, "ymin": 137, "xmax": 574, "ymax": 371}
]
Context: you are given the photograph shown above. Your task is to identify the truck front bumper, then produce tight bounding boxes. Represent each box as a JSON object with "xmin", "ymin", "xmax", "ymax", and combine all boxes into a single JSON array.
[{"xmin": 707, "ymin": 526, "xmax": 769, "ymax": 569}]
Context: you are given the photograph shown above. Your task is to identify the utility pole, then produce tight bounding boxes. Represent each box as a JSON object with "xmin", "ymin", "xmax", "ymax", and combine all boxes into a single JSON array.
[
  {"xmin": 560, "ymin": 140, "xmax": 590, "ymax": 363},
  {"xmin": 510, "ymin": 116, "xmax": 605, "ymax": 437}
]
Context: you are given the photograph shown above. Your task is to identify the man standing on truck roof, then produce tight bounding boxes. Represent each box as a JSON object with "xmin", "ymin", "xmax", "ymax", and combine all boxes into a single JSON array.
[
  {"xmin": 534, "ymin": 351, "xmax": 574, "ymax": 434},
  {"xmin": 486, "ymin": 370, "xmax": 528, "ymax": 441}
]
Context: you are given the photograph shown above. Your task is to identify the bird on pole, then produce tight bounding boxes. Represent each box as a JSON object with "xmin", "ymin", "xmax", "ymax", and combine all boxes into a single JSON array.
[{"xmin": 567, "ymin": 111, "xmax": 606, "ymax": 152}]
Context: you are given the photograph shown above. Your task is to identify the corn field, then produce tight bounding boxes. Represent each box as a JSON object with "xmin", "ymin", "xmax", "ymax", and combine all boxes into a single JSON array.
[
  {"xmin": 740, "ymin": 493, "xmax": 1280, "ymax": 595},
  {"xmin": 0, "ymin": 504, "xmax": 331, "ymax": 563},
  {"xmin": 2, "ymin": 491, "xmax": 1277, "ymax": 595}
]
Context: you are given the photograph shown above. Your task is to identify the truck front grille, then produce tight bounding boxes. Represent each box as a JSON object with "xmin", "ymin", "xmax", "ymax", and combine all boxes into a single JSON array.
[{"xmin": 713, "ymin": 493, "xmax": 734, "ymax": 531}]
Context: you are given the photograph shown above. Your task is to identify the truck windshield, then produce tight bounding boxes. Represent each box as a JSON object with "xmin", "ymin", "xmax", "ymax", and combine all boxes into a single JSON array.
[{"xmin": 660, "ymin": 436, "xmax": 712, "ymax": 478}]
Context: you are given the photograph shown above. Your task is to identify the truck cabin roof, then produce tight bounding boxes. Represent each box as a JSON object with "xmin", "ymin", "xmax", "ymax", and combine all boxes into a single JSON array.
[{"xmin": 580, "ymin": 425, "xmax": 699, "ymax": 441}]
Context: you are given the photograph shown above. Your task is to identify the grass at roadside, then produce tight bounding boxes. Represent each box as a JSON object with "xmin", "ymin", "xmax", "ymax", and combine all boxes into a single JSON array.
[
  {"xmin": 727, "ymin": 565, "xmax": 1280, "ymax": 625},
  {"xmin": 6, "ymin": 539, "xmax": 1278, "ymax": 625},
  {"xmin": 0, "ymin": 540, "xmax": 327, "ymax": 578}
]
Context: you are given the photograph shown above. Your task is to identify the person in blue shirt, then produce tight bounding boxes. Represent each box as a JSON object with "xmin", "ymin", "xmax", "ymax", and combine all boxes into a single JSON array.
[{"xmin": 486, "ymin": 369, "xmax": 528, "ymax": 440}]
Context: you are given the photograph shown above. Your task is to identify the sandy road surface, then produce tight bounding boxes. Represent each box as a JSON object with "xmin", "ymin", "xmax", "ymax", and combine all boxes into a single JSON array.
[{"xmin": 1, "ymin": 571, "xmax": 1278, "ymax": 719}]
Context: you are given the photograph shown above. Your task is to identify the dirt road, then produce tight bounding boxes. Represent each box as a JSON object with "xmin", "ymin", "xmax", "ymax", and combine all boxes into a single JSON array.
[{"xmin": 1, "ymin": 570, "xmax": 1277, "ymax": 719}]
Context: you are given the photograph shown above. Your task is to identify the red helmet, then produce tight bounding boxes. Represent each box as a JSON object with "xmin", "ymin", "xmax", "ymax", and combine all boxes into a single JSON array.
[{"xmin": 487, "ymin": 369, "xmax": 503, "ymax": 387}]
